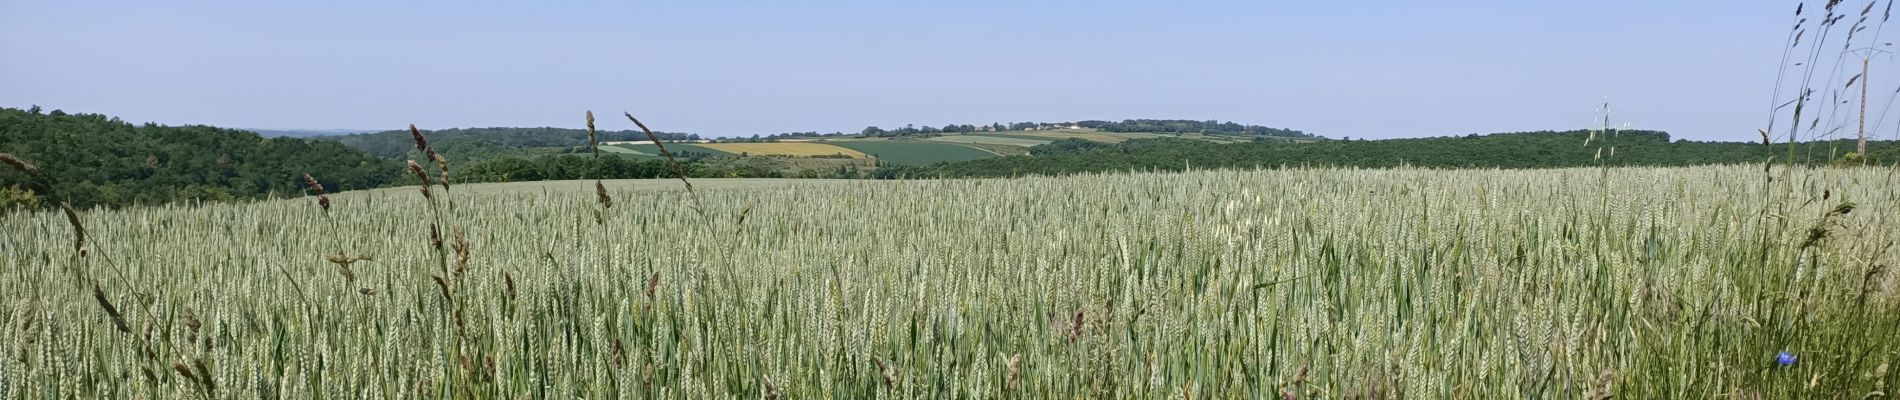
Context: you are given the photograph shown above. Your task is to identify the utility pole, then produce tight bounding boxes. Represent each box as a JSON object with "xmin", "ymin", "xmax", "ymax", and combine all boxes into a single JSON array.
[
  {"xmin": 1849, "ymin": 46, "xmax": 1888, "ymax": 160},
  {"xmin": 1861, "ymin": 57, "xmax": 1870, "ymax": 157}
]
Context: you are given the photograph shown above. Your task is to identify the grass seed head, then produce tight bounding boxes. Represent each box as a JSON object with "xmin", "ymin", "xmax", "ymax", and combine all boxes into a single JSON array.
[
  {"xmin": 503, "ymin": 272, "xmax": 517, "ymax": 302},
  {"xmin": 60, "ymin": 202, "xmax": 87, "ymax": 257},
  {"xmin": 431, "ymin": 274, "xmax": 454, "ymax": 302},
  {"xmin": 595, "ymin": 181, "xmax": 612, "ymax": 209},
  {"xmin": 301, "ymin": 173, "xmax": 325, "ymax": 195},
  {"xmin": 409, "ymin": 124, "xmax": 429, "ymax": 153},
  {"xmin": 406, "ymin": 160, "xmax": 427, "ymax": 182},
  {"xmin": 1067, "ymin": 310, "xmax": 1085, "ymax": 343},
  {"xmin": 182, "ymin": 307, "xmax": 202, "ymax": 333},
  {"xmin": 610, "ymin": 338, "xmax": 626, "ymax": 369},
  {"xmin": 646, "ymin": 272, "xmax": 661, "ymax": 300},
  {"xmin": 172, "ymin": 362, "xmax": 199, "ymax": 384},
  {"xmin": 760, "ymin": 374, "xmax": 781, "ymax": 400},
  {"xmin": 586, "ymin": 110, "xmax": 598, "ymax": 157},
  {"xmin": 89, "ymin": 280, "xmax": 130, "ymax": 334},
  {"xmin": 407, "ymin": 160, "xmax": 433, "ymax": 199},
  {"xmin": 1006, "ymin": 353, "xmax": 1022, "ymax": 390},
  {"xmin": 873, "ymin": 356, "xmax": 898, "ymax": 390},
  {"xmin": 428, "ymin": 148, "xmax": 449, "ymax": 190},
  {"xmin": 0, "ymin": 153, "xmax": 39, "ymax": 175},
  {"xmin": 451, "ymin": 225, "xmax": 470, "ymax": 278}
]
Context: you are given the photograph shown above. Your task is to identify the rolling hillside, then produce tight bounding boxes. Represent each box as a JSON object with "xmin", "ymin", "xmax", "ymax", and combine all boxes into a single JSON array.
[{"xmin": 889, "ymin": 130, "xmax": 1900, "ymax": 178}]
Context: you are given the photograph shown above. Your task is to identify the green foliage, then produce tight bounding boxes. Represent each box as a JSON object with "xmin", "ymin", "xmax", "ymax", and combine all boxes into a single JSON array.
[
  {"xmin": 317, "ymin": 127, "xmax": 700, "ymax": 162},
  {"xmin": 897, "ymin": 130, "xmax": 1900, "ymax": 178},
  {"xmin": 0, "ymin": 184, "xmax": 39, "ymax": 211},
  {"xmin": 825, "ymin": 141, "xmax": 995, "ymax": 165},
  {"xmin": 456, "ymin": 154, "xmax": 789, "ymax": 182},
  {"xmin": 0, "ymin": 108, "xmax": 401, "ymax": 209},
  {"xmin": 1075, "ymin": 118, "xmax": 1317, "ymax": 138},
  {"xmin": 1028, "ymin": 138, "xmax": 1112, "ymax": 155}
]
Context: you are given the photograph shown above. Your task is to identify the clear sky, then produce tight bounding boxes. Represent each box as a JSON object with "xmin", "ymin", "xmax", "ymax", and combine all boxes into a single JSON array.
[{"xmin": 0, "ymin": 0, "xmax": 1866, "ymax": 141}]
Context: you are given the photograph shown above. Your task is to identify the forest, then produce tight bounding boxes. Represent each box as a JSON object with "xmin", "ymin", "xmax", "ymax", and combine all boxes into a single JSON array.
[{"xmin": 0, "ymin": 107, "xmax": 400, "ymax": 209}]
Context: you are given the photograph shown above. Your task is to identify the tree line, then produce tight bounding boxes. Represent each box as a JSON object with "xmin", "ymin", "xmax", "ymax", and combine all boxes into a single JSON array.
[
  {"xmin": 0, "ymin": 107, "xmax": 401, "ymax": 209},
  {"xmin": 878, "ymin": 130, "xmax": 1898, "ymax": 178},
  {"xmin": 315, "ymin": 127, "xmax": 700, "ymax": 162}
]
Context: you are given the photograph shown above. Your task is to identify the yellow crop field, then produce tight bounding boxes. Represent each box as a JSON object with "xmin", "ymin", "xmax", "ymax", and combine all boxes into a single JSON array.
[{"xmin": 698, "ymin": 142, "xmax": 868, "ymax": 157}]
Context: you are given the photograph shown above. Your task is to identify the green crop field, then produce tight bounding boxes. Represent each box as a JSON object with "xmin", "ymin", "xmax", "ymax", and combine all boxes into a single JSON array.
[
  {"xmin": 612, "ymin": 143, "xmax": 737, "ymax": 158},
  {"xmin": 599, "ymin": 145, "xmax": 655, "ymax": 156},
  {"xmin": 2, "ymin": 166, "xmax": 1897, "ymax": 398},
  {"xmin": 926, "ymin": 134, "xmax": 1052, "ymax": 147},
  {"xmin": 826, "ymin": 141, "xmax": 998, "ymax": 165}
]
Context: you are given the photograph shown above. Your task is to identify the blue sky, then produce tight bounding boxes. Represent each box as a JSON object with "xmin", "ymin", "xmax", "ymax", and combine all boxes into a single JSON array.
[{"xmin": 0, "ymin": 0, "xmax": 1866, "ymax": 141}]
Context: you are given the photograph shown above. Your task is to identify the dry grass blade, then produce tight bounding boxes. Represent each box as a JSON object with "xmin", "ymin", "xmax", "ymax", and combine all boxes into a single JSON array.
[
  {"xmin": 324, "ymin": 253, "xmax": 372, "ymax": 265},
  {"xmin": 734, "ymin": 204, "xmax": 754, "ymax": 234},
  {"xmin": 622, "ymin": 112, "xmax": 704, "ymax": 214}
]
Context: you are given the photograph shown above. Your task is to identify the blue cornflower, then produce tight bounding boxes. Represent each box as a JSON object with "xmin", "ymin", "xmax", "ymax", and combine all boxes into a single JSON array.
[{"xmin": 1776, "ymin": 352, "xmax": 1797, "ymax": 366}]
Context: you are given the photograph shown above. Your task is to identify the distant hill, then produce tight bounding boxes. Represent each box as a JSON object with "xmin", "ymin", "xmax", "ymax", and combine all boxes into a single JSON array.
[
  {"xmin": 764, "ymin": 118, "xmax": 1321, "ymax": 141},
  {"xmin": 247, "ymin": 128, "xmax": 378, "ymax": 138},
  {"xmin": 883, "ymin": 130, "xmax": 1899, "ymax": 178},
  {"xmin": 315, "ymin": 127, "xmax": 702, "ymax": 162},
  {"xmin": 0, "ymin": 108, "xmax": 401, "ymax": 209}
]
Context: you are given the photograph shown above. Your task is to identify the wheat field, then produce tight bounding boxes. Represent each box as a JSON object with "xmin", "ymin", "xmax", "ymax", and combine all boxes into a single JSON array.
[{"xmin": 2, "ymin": 165, "xmax": 1897, "ymax": 398}]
